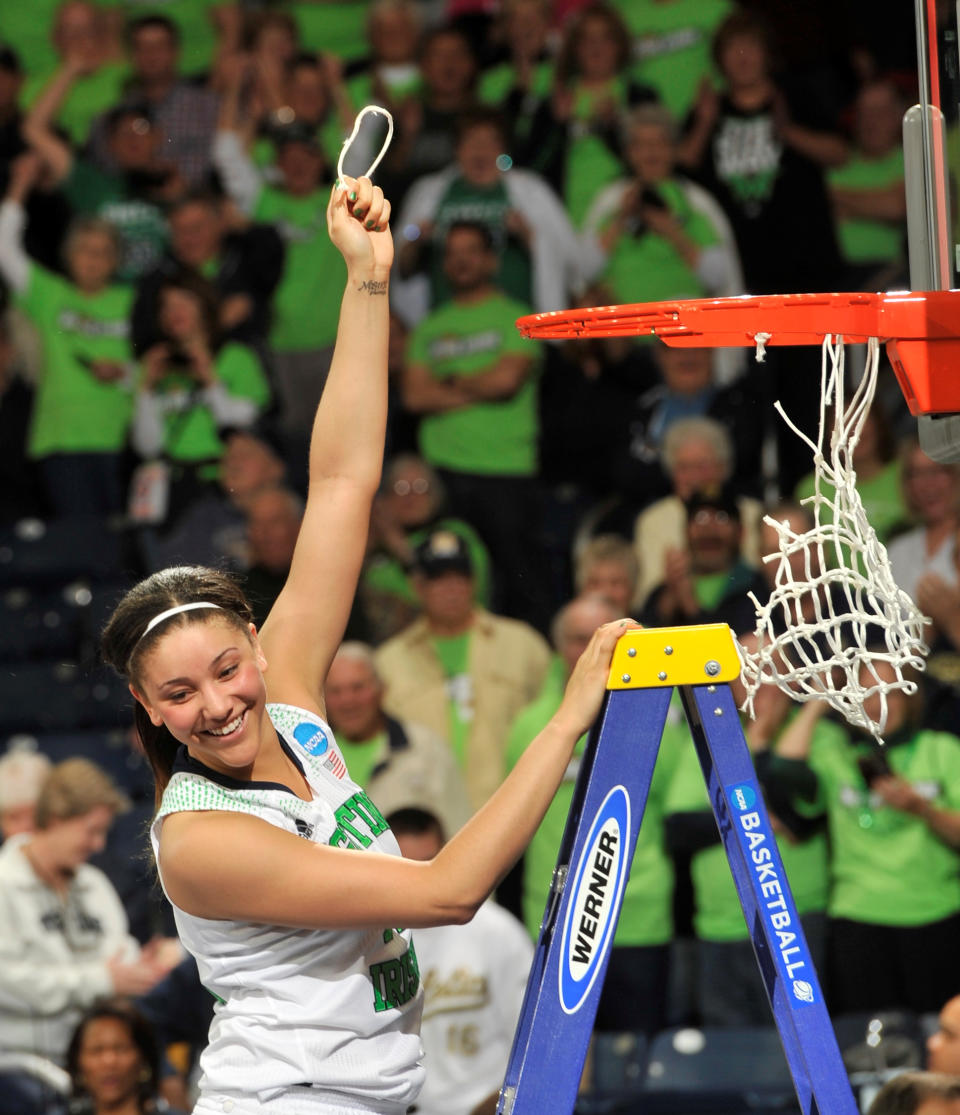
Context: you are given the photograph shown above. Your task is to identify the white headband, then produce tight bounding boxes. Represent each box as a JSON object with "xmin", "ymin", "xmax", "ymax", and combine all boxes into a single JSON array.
[{"xmin": 139, "ymin": 601, "xmax": 222, "ymax": 641}]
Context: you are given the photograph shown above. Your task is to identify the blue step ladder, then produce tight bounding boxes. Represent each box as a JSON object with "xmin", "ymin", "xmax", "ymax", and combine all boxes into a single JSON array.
[{"xmin": 497, "ymin": 624, "xmax": 858, "ymax": 1115}]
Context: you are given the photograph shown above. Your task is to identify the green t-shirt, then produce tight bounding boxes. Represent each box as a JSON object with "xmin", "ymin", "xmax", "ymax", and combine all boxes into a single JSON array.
[
  {"xmin": 431, "ymin": 632, "xmax": 472, "ymax": 768},
  {"xmin": 347, "ymin": 68, "xmax": 422, "ymax": 112},
  {"xmin": 613, "ymin": 0, "xmax": 733, "ymax": 120},
  {"xmin": 478, "ymin": 59, "xmax": 554, "ymax": 107},
  {"xmin": 407, "ymin": 292, "xmax": 541, "ymax": 476},
  {"xmin": 284, "ymin": 0, "xmax": 368, "ymax": 64},
  {"xmin": 115, "ymin": 0, "xmax": 224, "ymax": 76},
  {"xmin": 18, "ymin": 264, "xmax": 135, "ymax": 458},
  {"xmin": 252, "ymin": 185, "xmax": 346, "ymax": 352},
  {"xmin": 64, "ymin": 161, "xmax": 169, "ymax": 281},
  {"xmin": 2, "ymin": 0, "xmax": 78, "ymax": 76},
  {"xmin": 427, "ymin": 177, "xmax": 533, "ymax": 307},
  {"xmin": 362, "ymin": 517, "xmax": 493, "ymax": 609},
  {"xmin": 664, "ymin": 714, "xmax": 829, "ymax": 942},
  {"xmin": 146, "ymin": 342, "xmax": 271, "ymax": 464},
  {"xmin": 251, "ymin": 115, "xmax": 345, "ymax": 181},
  {"xmin": 506, "ymin": 674, "xmax": 678, "ymax": 946},
  {"xmin": 692, "ymin": 569, "xmax": 732, "ymax": 612},
  {"xmin": 565, "ymin": 79, "xmax": 630, "ymax": 228},
  {"xmin": 828, "ymin": 148, "xmax": 906, "ymax": 264},
  {"xmin": 601, "ymin": 179, "xmax": 717, "ymax": 303},
  {"xmin": 21, "ymin": 61, "xmax": 130, "ymax": 148},
  {"xmin": 793, "ymin": 458, "xmax": 907, "ymax": 570},
  {"xmin": 336, "ymin": 730, "xmax": 388, "ymax": 788},
  {"xmin": 807, "ymin": 726, "xmax": 960, "ymax": 925}
]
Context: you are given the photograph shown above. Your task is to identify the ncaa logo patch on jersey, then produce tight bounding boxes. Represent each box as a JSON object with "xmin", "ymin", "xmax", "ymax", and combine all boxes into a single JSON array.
[{"xmin": 293, "ymin": 721, "xmax": 329, "ymax": 756}]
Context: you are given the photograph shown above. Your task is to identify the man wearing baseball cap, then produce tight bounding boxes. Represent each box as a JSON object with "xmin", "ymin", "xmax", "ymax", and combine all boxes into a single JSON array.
[
  {"xmin": 640, "ymin": 482, "xmax": 767, "ymax": 633},
  {"xmin": 375, "ymin": 529, "xmax": 552, "ymax": 811}
]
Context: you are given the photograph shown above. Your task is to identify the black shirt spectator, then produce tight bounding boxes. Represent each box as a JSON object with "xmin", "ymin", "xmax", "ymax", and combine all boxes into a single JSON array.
[{"xmin": 131, "ymin": 192, "xmax": 283, "ymax": 356}]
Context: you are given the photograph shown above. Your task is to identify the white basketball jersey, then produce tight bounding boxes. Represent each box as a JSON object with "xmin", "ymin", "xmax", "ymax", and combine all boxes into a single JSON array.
[{"xmin": 149, "ymin": 703, "xmax": 424, "ymax": 1110}]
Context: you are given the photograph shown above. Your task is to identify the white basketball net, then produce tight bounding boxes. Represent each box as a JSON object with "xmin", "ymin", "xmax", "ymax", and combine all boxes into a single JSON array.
[{"xmin": 737, "ymin": 334, "xmax": 927, "ymax": 740}]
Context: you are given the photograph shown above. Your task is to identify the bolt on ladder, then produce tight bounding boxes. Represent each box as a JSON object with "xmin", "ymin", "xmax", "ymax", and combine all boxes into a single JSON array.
[{"xmin": 497, "ymin": 623, "xmax": 858, "ymax": 1115}]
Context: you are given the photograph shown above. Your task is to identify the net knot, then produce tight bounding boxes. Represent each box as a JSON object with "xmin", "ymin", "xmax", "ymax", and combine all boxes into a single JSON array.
[{"xmin": 754, "ymin": 332, "xmax": 772, "ymax": 362}]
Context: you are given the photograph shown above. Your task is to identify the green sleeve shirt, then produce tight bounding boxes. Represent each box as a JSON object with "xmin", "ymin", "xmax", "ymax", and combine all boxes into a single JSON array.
[
  {"xmin": 601, "ymin": 179, "xmax": 718, "ymax": 304},
  {"xmin": 253, "ymin": 185, "xmax": 347, "ymax": 352},
  {"xmin": 664, "ymin": 714, "xmax": 830, "ymax": 943},
  {"xmin": 64, "ymin": 161, "xmax": 169, "ymax": 282},
  {"xmin": 18, "ymin": 264, "xmax": 135, "ymax": 457},
  {"xmin": 149, "ymin": 342, "xmax": 271, "ymax": 464},
  {"xmin": 430, "ymin": 632, "xmax": 473, "ymax": 769},
  {"xmin": 808, "ymin": 727, "xmax": 960, "ymax": 925},
  {"xmin": 285, "ymin": 0, "xmax": 368, "ymax": 63},
  {"xmin": 407, "ymin": 293, "xmax": 541, "ymax": 476},
  {"xmin": 793, "ymin": 457, "xmax": 907, "ymax": 569},
  {"xmin": 827, "ymin": 148, "xmax": 906, "ymax": 264},
  {"xmin": 613, "ymin": 0, "xmax": 734, "ymax": 119},
  {"xmin": 427, "ymin": 177, "xmax": 534, "ymax": 308},
  {"xmin": 506, "ymin": 677, "xmax": 677, "ymax": 947},
  {"xmin": 564, "ymin": 78, "xmax": 631, "ymax": 228},
  {"xmin": 21, "ymin": 62, "xmax": 130, "ymax": 148},
  {"xmin": 336, "ymin": 731, "xmax": 389, "ymax": 789}
]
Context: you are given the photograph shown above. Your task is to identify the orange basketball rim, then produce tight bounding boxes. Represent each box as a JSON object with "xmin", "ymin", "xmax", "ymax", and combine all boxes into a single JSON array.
[{"xmin": 516, "ymin": 291, "xmax": 960, "ymax": 417}]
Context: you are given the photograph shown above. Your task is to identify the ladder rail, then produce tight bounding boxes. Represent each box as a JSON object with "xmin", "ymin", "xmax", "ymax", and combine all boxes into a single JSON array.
[
  {"xmin": 498, "ymin": 686, "xmax": 673, "ymax": 1114},
  {"xmin": 681, "ymin": 683, "xmax": 858, "ymax": 1115},
  {"xmin": 496, "ymin": 625, "xmax": 859, "ymax": 1115}
]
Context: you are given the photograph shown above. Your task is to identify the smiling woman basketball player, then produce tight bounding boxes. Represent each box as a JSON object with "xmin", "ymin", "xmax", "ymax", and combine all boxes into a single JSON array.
[{"xmin": 101, "ymin": 175, "xmax": 636, "ymax": 1115}]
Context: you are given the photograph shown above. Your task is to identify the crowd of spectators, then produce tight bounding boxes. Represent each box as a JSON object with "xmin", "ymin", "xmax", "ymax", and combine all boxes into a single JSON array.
[{"xmin": 1, "ymin": 0, "xmax": 960, "ymax": 1111}]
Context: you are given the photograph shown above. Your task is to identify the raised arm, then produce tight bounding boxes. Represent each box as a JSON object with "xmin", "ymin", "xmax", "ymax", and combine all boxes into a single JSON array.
[
  {"xmin": 259, "ymin": 177, "xmax": 393, "ymax": 707},
  {"xmin": 0, "ymin": 154, "xmax": 43, "ymax": 293},
  {"xmin": 211, "ymin": 57, "xmax": 263, "ymax": 213},
  {"xmin": 160, "ymin": 619, "xmax": 637, "ymax": 929},
  {"xmin": 21, "ymin": 59, "xmax": 83, "ymax": 185}
]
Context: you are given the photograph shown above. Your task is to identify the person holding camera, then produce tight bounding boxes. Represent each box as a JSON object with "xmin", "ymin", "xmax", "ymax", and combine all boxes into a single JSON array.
[
  {"xmin": 580, "ymin": 102, "xmax": 743, "ymax": 307},
  {"xmin": 130, "ymin": 272, "xmax": 270, "ymax": 523},
  {"xmin": 757, "ymin": 665, "xmax": 960, "ymax": 1015},
  {"xmin": 0, "ymin": 151, "xmax": 136, "ymax": 518}
]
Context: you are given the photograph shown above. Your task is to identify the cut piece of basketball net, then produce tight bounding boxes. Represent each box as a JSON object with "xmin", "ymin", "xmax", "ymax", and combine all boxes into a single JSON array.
[
  {"xmin": 736, "ymin": 334, "xmax": 927, "ymax": 741},
  {"xmin": 337, "ymin": 105, "xmax": 394, "ymax": 184}
]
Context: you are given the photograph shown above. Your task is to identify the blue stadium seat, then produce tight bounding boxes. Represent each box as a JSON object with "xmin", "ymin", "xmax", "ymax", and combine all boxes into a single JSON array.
[
  {"xmin": 576, "ymin": 1031, "xmax": 648, "ymax": 1114},
  {"xmin": 642, "ymin": 1027, "xmax": 800, "ymax": 1113},
  {"xmin": 833, "ymin": 1011, "xmax": 923, "ymax": 1113},
  {"xmin": 0, "ymin": 661, "xmax": 132, "ymax": 734},
  {"xmin": 0, "ymin": 516, "xmax": 131, "ymax": 588},
  {"xmin": 0, "ymin": 585, "xmax": 88, "ymax": 662},
  {"xmin": 833, "ymin": 1011, "xmax": 923, "ymax": 1075},
  {"xmin": 81, "ymin": 580, "xmax": 136, "ymax": 647}
]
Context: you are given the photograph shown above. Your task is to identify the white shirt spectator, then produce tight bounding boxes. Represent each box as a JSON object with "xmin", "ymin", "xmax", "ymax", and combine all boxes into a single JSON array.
[
  {"xmin": 413, "ymin": 900, "xmax": 533, "ymax": 1115},
  {"xmin": 0, "ymin": 834, "xmax": 139, "ymax": 1064}
]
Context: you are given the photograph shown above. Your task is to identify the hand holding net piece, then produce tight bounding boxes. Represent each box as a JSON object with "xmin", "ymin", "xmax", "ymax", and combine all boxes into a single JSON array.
[{"xmin": 736, "ymin": 335, "xmax": 928, "ymax": 741}]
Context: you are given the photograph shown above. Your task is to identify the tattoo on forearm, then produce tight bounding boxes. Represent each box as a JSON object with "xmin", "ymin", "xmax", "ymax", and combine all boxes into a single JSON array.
[{"xmin": 358, "ymin": 279, "xmax": 388, "ymax": 295}]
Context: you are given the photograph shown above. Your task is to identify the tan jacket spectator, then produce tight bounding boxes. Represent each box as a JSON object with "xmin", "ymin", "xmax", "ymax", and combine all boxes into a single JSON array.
[
  {"xmin": 375, "ymin": 531, "xmax": 551, "ymax": 809},
  {"xmin": 633, "ymin": 416, "xmax": 761, "ymax": 605}
]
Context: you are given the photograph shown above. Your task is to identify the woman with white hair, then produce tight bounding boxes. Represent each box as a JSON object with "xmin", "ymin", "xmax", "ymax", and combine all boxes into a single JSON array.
[
  {"xmin": 581, "ymin": 102, "xmax": 743, "ymax": 306},
  {"xmin": 0, "ymin": 759, "xmax": 171, "ymax": 1114},
  {"xmin": 633, "ymin": 416, "xmax": 762, "ymax": 605},
  {"xmin": 0, "ymin": 749, "xmax": 51, "ymax": 840}
]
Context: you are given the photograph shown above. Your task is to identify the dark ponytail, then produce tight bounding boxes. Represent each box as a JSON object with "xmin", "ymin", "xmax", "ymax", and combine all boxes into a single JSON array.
[{"xmin": 101, "ymin": 566, "xmax": 254, "ymax": 804}]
